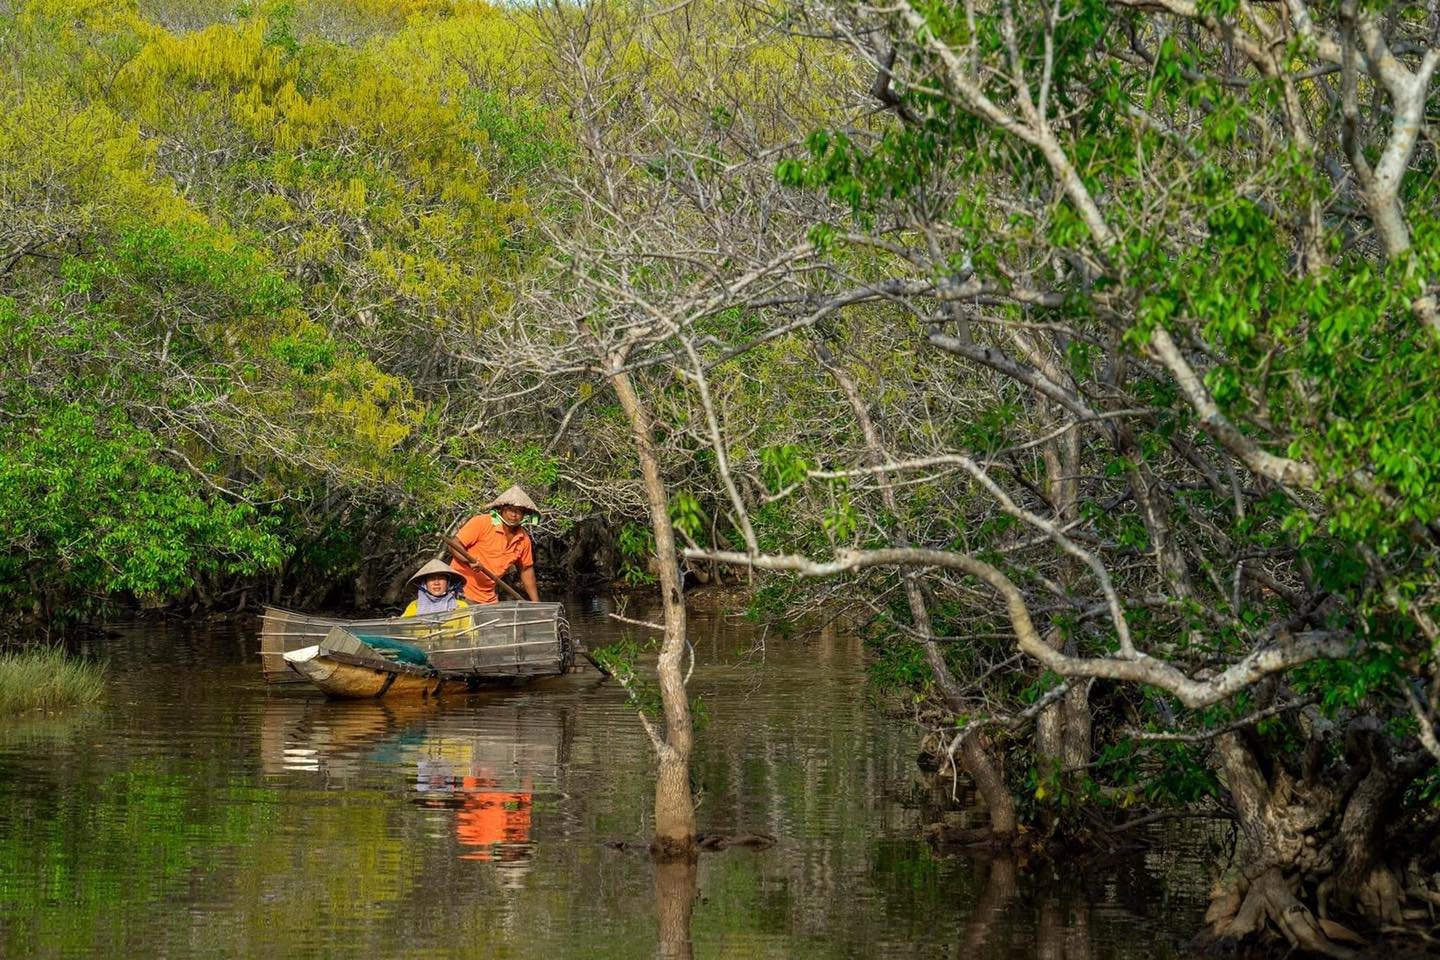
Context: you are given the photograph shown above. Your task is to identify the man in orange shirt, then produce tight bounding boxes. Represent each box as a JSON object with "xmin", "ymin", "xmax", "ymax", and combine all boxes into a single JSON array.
[{"xmin": 449, "ymin": 485, "xmax": 541, "ymax": 603}]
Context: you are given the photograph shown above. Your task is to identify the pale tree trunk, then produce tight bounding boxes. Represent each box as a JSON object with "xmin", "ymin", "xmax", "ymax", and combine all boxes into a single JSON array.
[
  {"xmin": 1205, "ymin": 724, "xmax": 1416, "ymax": 958},
  {"xmin": 1032, "ymin": 381, "xmax": 1091, "ymax": 822},
  {"xmin": 1061, "ymin": 683, "xmax": 1091, "ymax": 774},
  {"xmin": 821, "ymin": 346, "xmax": 1017, "ymax": 839},
  {"xmin": 610, "ymin": 362, "xmax": 697, "ymax": 860}
]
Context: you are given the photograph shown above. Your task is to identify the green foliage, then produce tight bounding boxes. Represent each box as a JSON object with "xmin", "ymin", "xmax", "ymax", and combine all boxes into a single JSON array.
[
  {"xmin": 591, "ymin": 636, "xmax": 663, "ymax": 719},
  {"xmin": 669, "ymin": 491, "xmax": 705, "ymax": 542},
  {"xmin": 462, "ymin": 88, "xmax": 572, "ymax": 179},
  {"xmin": 757, "ymin": 0, "xmax": 1440, "ymax": 849},
  {"xmin": 865, "ymin": 636, "xmax": 932, "ymax": 696},
  {"xmin": 957, "ymin": 402, "xmax": 1019, "ymax": 456},
  {"xmin": 744, "ymin": 578, "xmax": 803, "ymax": 622},
  {"xmin": 0, "ymin": 0, "xmax": 589, "ymax": 619},
  {"xmin": 759, "ymin": 443, "xmax": 811, "ymax": 492},
  {"xmin": 616, "ymin": 522, "xmax": 657, "ymax": 585},
  {"xmin": 1141, "ymin": 742, "xmax": 1220, "ymax": 805},
  {"xmin": 0, "ymin": 403, "xmax": 288, "ymax": 614},
  {"xmin": 822, "ymin": 480, "xmax": 858, "ymax": 542},
  {"xmin": 1293, "ymin": 646, "xmax": 1409, "ymax": 715},
  {"xmin": 506, "ymin": 443, "xmax": 562, "ymax": 488},
  {"xmin": 272, "ymin": 328, "xmax": 337, "ymax": 373}
]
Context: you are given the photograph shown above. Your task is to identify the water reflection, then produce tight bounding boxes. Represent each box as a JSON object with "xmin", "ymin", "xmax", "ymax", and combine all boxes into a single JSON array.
[
  {"xmin": 0, "ymin": 604, "xmax": 1209, "ymax": 959},
  {"xmin": 963, "ymin": 855, "xmax": 1018, "ymax": 954},
  {"xmin": 261, "ymin": 693, "xmax": 573, "ymax": 873},
  {"xmin": 423, "ymin": 776, "xmax": 534, "ymax": 866},
  {"xmin": 653, "ymin": 858, "xmax": 698, "ymax": 960},
  {"xmin": 259, "ymin": 696, "xmax": 444, "ymax": 777}
]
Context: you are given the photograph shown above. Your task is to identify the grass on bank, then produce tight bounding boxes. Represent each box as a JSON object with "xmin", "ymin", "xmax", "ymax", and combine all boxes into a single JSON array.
[{"xmin": 0, "ymin": 647, "xmax": 105, "ymax": 715}]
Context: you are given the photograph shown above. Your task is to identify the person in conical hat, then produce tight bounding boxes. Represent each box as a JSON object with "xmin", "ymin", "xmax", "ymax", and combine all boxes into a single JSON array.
[
  {"xmin": 449, "ymin": 485, "xmax": 540, "ymax": 603},
  {"xmin": 485, "ymin": 485, "xmax": 539, "ymax": 516},
  {"xmin": 402, "ymin": 558, "xmax": 470, "ymax": 617}
]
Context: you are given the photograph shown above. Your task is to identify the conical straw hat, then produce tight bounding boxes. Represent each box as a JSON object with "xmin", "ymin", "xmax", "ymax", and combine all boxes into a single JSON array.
[
  {"xmin": 409, "ymin": 558, "xmax": 465, "ymax": 588},
  {"xmin": 484, "ymin": 485, "xmax": 540, "ymax": 515}
]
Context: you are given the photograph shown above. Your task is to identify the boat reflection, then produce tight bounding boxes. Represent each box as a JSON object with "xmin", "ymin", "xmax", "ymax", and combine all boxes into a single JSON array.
[
  {"xmin": 259, "ymin": 696, "xmax": 444, "ymax": 778},
  {"xmin": 261, "ymin": 692, "xmax": 572, "ymax": 873}
]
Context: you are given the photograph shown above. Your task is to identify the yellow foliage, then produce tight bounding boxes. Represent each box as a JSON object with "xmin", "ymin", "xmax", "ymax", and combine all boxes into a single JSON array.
[
  {"xmin": 93, "ymin": 5, "xmax": 530, "ymax": 321},
  {"xmin": 315, "ymin": 367, "xmax": 421, "ymax": 460},
  {"xmin": 376, "ymin": 4, "xmax": 532, "ymax": 99},
  {"xmin": 302, "ymin": 0, "xmax": 492, "ymax": 26},
  {"xmin": 19, "ymin": 0, "xmax": 152, "ymax": 36},
  {"xmin": 3, "ymin": 0, "xmax": 854, "ymax": 502},
  {"xmin": 294, "ymin": 225, "xmax": 341, "ymax": 264},
  {"xmin": 342, "ymin": 177, "xmax": 367, "ymax": 215},
  {"xmin": 254, "ymin": 193, "xmax": 297, "ymax": 223},
  {"xmin": 0, "ymin": 85, "xmax": 203, "ymax": 249}
]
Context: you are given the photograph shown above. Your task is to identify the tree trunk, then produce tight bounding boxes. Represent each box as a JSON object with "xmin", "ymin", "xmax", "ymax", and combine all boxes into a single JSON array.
[
  {"xmin": 1036, "ymin": 397, "xmax": 1092, "ymax": 827},
  {"xmin": 822, "ymin": 348, "xmax": 1018, "ymax": 840},
  {"xmin": 1323, "ymin": 722, "xmax": 1406, "ymax": 926},
  {"xmin": 610, "ymin": 363, "xmax": 696, "ymax": 861},
  {"xmin": 1205, "ymin": 726, "xmax": 1419, "ymax": 957},
  {"xmin": 961, "ymin": 734, "xmax": 1017, "ymax": 839},
  {"xmin": 1061, "ymin": 680, "xmax": 1092, "ymax": 774}
]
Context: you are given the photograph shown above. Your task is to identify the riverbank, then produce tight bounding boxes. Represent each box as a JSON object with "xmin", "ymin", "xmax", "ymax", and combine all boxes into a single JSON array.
[{"xmin": 0, "ymin": 647, "xmax": 104, "ymax": 715}]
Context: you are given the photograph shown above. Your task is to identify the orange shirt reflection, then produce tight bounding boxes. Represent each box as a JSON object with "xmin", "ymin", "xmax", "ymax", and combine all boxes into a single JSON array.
[
  {"xmin": 454, "ymin": 776, "xmax": 532, "ymax": 862},
  {"xmin": 416, "ymin": 763, "xmax": 535, "ymax": 862}
]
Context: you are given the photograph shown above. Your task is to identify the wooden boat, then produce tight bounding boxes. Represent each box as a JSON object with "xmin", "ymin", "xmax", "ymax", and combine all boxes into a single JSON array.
[
  {"xmin": 283, "ymin": 631, "xmax": 448, "ymax": 698},
  {"xmin": 260, "ymin": 602, "xmax": 574, "ymax": 699}
]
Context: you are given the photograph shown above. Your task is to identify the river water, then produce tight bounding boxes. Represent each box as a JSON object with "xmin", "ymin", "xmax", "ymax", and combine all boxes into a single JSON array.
[{"xmin": 0, "ymin": 596, "xmax": 1207, "ymax": 958}]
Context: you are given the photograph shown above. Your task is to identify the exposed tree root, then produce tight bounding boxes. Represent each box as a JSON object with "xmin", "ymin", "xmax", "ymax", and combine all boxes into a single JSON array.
[
  {"xmin": 926, "ymin": 822, "xmax": 1036, "ymax": 851},
  {"xmin": 649, "ymin": 835, "xmax": 698, "ymax": 862},
  {"xmin": 605, "ymin": 832, "xmax": 777, "ymax": 854},
  {"xmin": 920, "ymin": 714, "xmax": 1439, "ymax": 955},
  {"xmin": 1207, "ymin": 868, "xmax": 1357, "ymax": 958},
  {"xmin": 1321, "ymin": 865, "xmax": 1407, "ymax": 929},
  {"xmin": 695, "ymin": 832, "xmax": 776, "ymax": 851},
  {"xmin": 1198, "ymin": 722, "xmax": 1440, "ymax": 957}
]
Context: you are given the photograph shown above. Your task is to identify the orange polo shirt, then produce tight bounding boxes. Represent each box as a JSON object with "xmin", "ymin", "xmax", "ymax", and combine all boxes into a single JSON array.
[{"xmin": 450, "ymin": 512, "xmax": 534, "ymax": 604}]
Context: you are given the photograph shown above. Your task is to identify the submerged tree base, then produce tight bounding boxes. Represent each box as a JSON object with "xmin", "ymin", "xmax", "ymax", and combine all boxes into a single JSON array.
[
  {"xmin": 649, "ymin": 836, "xmax": 699, "ymax": 862},
  {"xmin": 0, "ymin": 647, "xmax": 105, "ymax": 715}
]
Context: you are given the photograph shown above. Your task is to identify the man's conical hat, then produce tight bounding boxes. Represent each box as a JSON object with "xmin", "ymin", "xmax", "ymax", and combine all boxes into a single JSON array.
[
  {"xmin": 484, "ymin": 485, "xmax": 539, "ymax": 515},
  {"xmin": 410, "ymin": 558, "xmax": 466, "ymax": 588}
]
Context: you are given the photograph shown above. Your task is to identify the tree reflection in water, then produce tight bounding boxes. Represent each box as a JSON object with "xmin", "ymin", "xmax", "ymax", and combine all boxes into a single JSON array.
[
  {"xmin": 962, "ymin": 855, "xmax": 1018, "ymax": 954},
  {"xmin": 653, "ymin": 857, "xmax": 698, "ymax": 960}
]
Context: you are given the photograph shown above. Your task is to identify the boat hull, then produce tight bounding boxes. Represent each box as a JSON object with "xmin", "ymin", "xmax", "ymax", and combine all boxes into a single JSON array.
[{"xmin": 284, "ymin": 646, "xmax": 446, "ymax": 700}]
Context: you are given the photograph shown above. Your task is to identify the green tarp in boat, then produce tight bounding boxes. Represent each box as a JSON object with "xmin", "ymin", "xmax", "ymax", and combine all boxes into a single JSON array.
[{"xmin": 354, "ymin": 635, "xmax": 430, "ymax": 666}]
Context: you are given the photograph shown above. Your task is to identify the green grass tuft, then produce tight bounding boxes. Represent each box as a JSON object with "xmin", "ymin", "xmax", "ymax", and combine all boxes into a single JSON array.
[{"xmin": 0, "ymin": 647, "xmax": 106, "ymax": 715}]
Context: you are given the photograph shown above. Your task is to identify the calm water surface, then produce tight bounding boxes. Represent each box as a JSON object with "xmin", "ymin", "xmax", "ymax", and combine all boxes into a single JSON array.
[{"xmin": 0, "ymin": 598, "xmax": 1207, "ymax": 958}]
